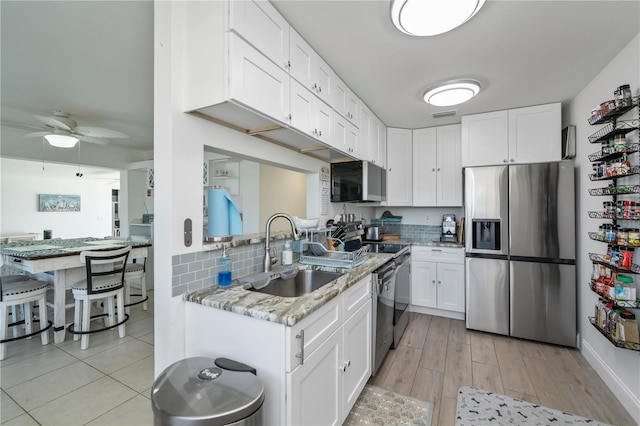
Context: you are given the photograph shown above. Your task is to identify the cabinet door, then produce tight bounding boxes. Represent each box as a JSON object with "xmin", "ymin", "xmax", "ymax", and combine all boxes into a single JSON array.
[
  {"xmin": 288, "ymin": 330, "xmax": 342, "ymax": 426},
  {"xmin": 290, "ymin": 78, "xmax": 316, "ymax": 137},
  {"xmin": 411, "ymin": 260, "xmax": 437, "ymax": 308},
  {"xmin": 342, "ymin": 301, "xmax": 372, "ymax": 418},
  {"xmin": 289, "ymin": 29, "xmax": 314, "ymax": 89},
  {"xmin": 314, "ymin": 56, "xmax": 333, "ymax": 104},
  {"xmin": 359, "ymin": 104, "xmax": 372, "ymax": 161},
  {"xmin": 228, "ymin": 0, "xmax": 289, "ymax": 70},
  {"xmin": 412, "ymin": 128, "xmax": 437, "ymax": 206},
  {"xmin": 345, "ymin": 88, "xmax": 360, "ymax": 126},
  {"xmin": 316, "ymin": 98, "xmax": 333, "ymax": 145},
  {"xmin": 229, "ymin": 34, "xmax": 290, "ymax": 124},
  {"xmin": 436, "ymin": 124, "xmax": 463, "ymax": 206},
  {"xmin": 461, "ymin": 110, "xmax": 508, "ymax": 167},
  {"xmin": 386, "ymin": 128, "xmax": 413, "ymax": 206},
  {"xmin": 377, "ymin": 121, "xmax": 387, "ymax": 169},
  {"xmin": 332, "ymin": 112, "xmax": 355, "ymax": 155},
  {"xmin": 508, "ymin": 103, "xmax": 561, "ymax": 164},
  {"xmin": 437, "ymin": 262, "xmax": 465, "ymax": 313},
  {"xmin": 370, "ymin": 114, "xmax": 380, "ymax": 165}
]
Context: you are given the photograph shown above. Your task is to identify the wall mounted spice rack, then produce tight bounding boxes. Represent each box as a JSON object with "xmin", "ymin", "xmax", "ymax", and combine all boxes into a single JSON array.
[
  {"xmin": 588, "ymin": 317, "xmax": 640, "ymax": 351},
  {"xmin": 586, "ymin": 89, "xmax": 639, "ymax": 351}
]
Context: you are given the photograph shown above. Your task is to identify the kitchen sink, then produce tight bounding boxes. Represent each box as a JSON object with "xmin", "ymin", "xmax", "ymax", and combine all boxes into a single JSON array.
[{"xmin": 250, "ymin": 269, "xmax": 343, "ymax": 298}]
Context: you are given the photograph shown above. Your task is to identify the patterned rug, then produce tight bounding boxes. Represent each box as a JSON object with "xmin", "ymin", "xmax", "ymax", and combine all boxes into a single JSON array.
[
  {"xmin": 456, "ymin": 386, "xmax": 612, "ymax": 425},
  {"xmin": 344, "ymin": 384, "xmax": 433, "ymax": 425}
]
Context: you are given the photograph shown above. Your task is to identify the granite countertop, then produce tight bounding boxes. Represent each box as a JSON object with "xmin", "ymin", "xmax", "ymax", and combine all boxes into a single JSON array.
[{"xmin": 183, "ymin": 253, "xmax": 392, "ymax": 326}]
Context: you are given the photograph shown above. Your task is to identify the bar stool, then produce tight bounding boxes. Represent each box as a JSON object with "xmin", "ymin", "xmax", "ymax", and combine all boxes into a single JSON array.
[
  {"xmin": 124, "ymin": 257, "xmax": 148, "ymax": 313},
  {"xmin": 0, "ymin": 274, "xmax": 52, "ymax": 360},
  {"xmin": 68, "ymin": 246, "xmax": 130, "ymax": 350}
]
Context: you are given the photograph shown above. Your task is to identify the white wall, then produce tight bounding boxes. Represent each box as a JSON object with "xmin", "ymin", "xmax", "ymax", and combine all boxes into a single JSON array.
[
  {"xmin": 567, "ymin": 32, "xmax": 640, "ymax": 422},
  {"xmin": 0, "ymin": 158, "xmax": 117, "ymax": 239}
]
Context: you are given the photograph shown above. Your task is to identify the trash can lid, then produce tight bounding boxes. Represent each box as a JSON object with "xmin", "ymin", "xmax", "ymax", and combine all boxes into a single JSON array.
[{"xmin": 151, "ymin": 357, "xmax": 264, "ymax": 426}]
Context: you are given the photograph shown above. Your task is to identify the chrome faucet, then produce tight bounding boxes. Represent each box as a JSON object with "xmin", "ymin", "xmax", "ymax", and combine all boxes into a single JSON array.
[{"xmin": 264, "ymin": 213, "xmax": 300, "ymax": 273}]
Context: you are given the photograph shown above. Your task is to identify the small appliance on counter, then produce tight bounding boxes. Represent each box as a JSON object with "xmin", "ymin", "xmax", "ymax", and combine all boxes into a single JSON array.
[{"xmin": 440, "ymin": 214, "xmax": 457, "ymax": 243}]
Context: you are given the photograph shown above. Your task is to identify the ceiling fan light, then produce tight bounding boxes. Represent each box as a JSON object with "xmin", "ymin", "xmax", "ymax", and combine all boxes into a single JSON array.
[
  {"xmin": 424, "ymin": 80, "xmax": 481, "ymax": 106},
  {"xmin": 44, "ymin": 134, "xmax": 79, "ymax": 148},
  {"xmin": 391, "ymin": 0, "xmax": 486, "ymax": 36}
]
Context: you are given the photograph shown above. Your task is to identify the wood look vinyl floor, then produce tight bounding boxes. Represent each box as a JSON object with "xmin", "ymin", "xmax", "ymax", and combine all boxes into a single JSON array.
[{"xmin": 369, "ymin": 313, "xmax": 637, "ymax": 426}]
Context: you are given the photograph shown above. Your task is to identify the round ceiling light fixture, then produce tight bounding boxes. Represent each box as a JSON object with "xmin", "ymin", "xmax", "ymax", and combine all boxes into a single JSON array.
[
  {"xmin": 44, "ymin": 132, "xmax": 79, "ymax": 148},
  {"xmin": 390, "ymin": 0, "xmax": 486, "ymax": 36},
  {"xmin": 423, "ymin": 80, "xmax": 481, "ymax": 107}
]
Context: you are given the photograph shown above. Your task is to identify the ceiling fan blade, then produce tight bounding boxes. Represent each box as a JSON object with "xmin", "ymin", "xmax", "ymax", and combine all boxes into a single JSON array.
[
  {"xmin": 24, "ymin": 131, "xmax": 49, "ymax": 138},
  {"xmin": 34, "ymin": 115, "xmax": 77, "ymax": 131},
  {"xmin": 1, "ymin": 121, "xmax": 45, "ymax": 132},
  {"xmin": 76, "ymin": 126, "xmax": 128, "ymax": 138},
  {"xmin": 76, "ymin": 134, "xmax": 109, "ymax": 145}
]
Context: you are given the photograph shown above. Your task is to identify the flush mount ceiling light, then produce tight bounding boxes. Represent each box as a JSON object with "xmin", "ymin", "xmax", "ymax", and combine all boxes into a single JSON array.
[
  {"xmin": 44, "ymin": 132, "xmax": 79, "ymax": 148},
  {"xmin": 423, "ymin": 80, "xmax": 481, "ymax": 106},
  {"xmin": 390, "ymin": 0, "xmax": 486, "ymax": 36}
]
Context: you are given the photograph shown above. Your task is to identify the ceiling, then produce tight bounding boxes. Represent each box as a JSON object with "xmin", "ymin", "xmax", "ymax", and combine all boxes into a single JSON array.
[{"xmin": 1, "ymin": 1, "xmax": 639, "ymax": 166}]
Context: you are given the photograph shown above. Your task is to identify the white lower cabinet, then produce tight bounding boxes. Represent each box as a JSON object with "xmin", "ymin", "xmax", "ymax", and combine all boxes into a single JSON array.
[
  {"xmin": 411, "ymin": 247, "xmax": 465, "ymax": 317},
  {"xmin": 288, "ymin": 300, "xmax": 371, "ymax": 425},
  {"xmin": 184, "ymin": 275, "xmax": 372, "ymax": 425}
]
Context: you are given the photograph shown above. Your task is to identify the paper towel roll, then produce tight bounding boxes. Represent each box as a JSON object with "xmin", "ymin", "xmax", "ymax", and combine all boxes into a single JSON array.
[{"xmin": 207, "ymin": 187, "xmax": 243, "ymax": 237}]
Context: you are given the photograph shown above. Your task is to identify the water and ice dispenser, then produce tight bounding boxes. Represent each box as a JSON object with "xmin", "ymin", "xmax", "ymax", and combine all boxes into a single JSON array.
[{"xmin": 472, "ymin": 219, "xmax": 501, "ymax": 251}]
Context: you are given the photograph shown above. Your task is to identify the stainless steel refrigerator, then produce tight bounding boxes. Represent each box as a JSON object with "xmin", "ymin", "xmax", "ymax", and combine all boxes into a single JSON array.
[{"xmin": 464, "ymin": 162, "xmax": 577, "ymax": 347}]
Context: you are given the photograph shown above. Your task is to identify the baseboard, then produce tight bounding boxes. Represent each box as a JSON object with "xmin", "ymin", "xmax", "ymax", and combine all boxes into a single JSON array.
[
  {"xmin": 410, "ymin": 305, "xmax": 465, "ymax": 320},
  {"xmin": 581, "ymin": 338, "xmax": 640, "ymax": 424}
]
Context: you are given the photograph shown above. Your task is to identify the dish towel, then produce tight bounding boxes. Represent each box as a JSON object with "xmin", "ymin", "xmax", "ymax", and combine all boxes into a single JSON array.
[{"xmin": 207, "ymin": 187, "xmax": 242, "ymax": 237}]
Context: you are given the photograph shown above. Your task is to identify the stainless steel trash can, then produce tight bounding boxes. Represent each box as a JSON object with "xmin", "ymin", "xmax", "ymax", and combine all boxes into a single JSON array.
[{"xmin": 151, "ymin": 357, "xmax": 264, "ymax": 426}]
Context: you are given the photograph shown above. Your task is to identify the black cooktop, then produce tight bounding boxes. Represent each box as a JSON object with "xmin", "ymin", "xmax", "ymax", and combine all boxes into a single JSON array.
[{"xmin": 363, "ymin": 242, "xmax": 409, "ymax": 255}]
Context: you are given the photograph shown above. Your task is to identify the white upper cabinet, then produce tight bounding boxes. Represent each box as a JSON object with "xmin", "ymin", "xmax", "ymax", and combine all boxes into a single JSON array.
[
  {"xmin": 412, "ymin": 128, "xmax": 438, "ymax": 205},
  {"xmin": 290, "ymin": 79, "xmax": 332, "ymax": 144},
  {"xmin": 333, "ymin": 76, "xmax": 360, "ymax": 127},
  {"xmin": 229, "ymin": 33, "xmax": 291, "ymax": 125},
  {"xmin": 461, "ymin": 103, "xmax": 561, "ymax": 167},
  {"xmin": 333, "ymin": 112, "xmax": 358, "ymax": 156},
  {"xmin": 508, "ymin": 103, "xmax": 562, "ymax": 164},
  {"xmin": 228, "ymin": 0, "xmax": 290, "ymax": 71},
  {"xmin": 289, "ymin": 29, "xmax": 332, "ymax": 104},
  {"xmin": 358, "ymin": 104, "xmax": 371, "ymax": 161},
  {"xmin": 436, "ymin": 124, "xmax": 462, "ymax": 206},
  {"xmin": 461, "ymin": 110, "xmax": 508, "ymax": 167},
  {"xmin": 386, "ymin": 128, "xmax": 413, "ymax": 206},
  {"xmin": 377, "ymin": 119, "xmax": 387, "ymax": 169},
  {"xmin": 412, "ymin": 125, "xmax": 462, "ymax": 207}
]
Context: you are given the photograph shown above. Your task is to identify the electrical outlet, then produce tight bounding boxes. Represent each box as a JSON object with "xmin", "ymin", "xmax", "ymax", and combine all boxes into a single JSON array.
[{"xmin": 425, "ymin": 214, "xmax": 430, "ymax": 221}]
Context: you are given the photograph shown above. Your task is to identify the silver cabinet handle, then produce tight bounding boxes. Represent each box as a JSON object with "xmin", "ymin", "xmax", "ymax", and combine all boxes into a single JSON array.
[
  {"xmin": 438, "ymin": 280, "xmax": 442, "ymax": 284},
  {"xmin": 296, "ymin": 329, "xmax": 305, "ymax": 365},
  {"xmin": 340, "ymin": 363, "xmax": 347, "ymax": 372},
  {"xmin": 437, "ymin": 168, "xmax": 441, "ymax": 171},
  {"xmin": 312, "ymin": 83, "xmax": 317, "ymax": 90},
  {"xmin": 431, "ymin": 249, "xmax": 442, "ymax": 252},
  {"xmin": 432, "ymin": 168, "xmax": 435, "ymax": 172},
  {"xmin": 318, "ymin": 130, "xmax": 322, "ymax": 137},
  {"xmin": 503, "ymin": 159, "xmax": 508, "ymax": 163},
  {"xmin": 510, "ymin": 158, "xmax": 515, "ymax": 162},
  {"xmin": 432, "ymin": 280, "xmax": 436, "ymax": 283}
]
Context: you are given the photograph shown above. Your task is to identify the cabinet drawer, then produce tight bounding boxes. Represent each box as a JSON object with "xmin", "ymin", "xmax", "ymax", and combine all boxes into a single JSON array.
[
  {"xmin": 411, "ymin": 246, "xmax": 464, "ymax": 264},
  {"xmin": 343, "ymin": 276, "xmax": 371, "ymax": 319},
  {"xmin": 286, "ymin": 296, "xmax": 341, "ymax": 372}
]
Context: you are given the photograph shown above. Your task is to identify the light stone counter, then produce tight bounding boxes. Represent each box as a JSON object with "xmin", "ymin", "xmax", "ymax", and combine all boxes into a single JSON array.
[{"xmin": 183, "ymin": 253, "xmax": 392, "ymax": 326}]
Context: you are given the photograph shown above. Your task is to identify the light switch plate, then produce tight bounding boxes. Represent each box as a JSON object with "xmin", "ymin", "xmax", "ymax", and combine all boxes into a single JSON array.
[{"xmin": 184, "ymin": 218, "xmax": 192, "ymax": 247}]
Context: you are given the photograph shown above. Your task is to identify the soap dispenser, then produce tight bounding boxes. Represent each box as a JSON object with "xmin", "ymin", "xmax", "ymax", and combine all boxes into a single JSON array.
[
  {"xmin": 218, "ymin": 246, "xmax": 232, "ymax": 287},
  {"xmin": 282, "ymin": 241, "xmax": 293, "ymax": 266}
]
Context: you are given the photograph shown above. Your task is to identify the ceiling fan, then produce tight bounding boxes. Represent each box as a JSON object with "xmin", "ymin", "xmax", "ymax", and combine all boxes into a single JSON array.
[{"xmin": 23, "ymin": 110, "xmax": 128, "ymax": 148}]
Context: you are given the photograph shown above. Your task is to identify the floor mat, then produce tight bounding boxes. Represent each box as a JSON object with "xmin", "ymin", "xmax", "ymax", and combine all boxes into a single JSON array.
[
  {"xmin": 344, "ymin": 384, "xmax": 433, "ymax": 425},
  {"xmin": 456, "ymin": 386, "xmax": 611, "ymax": 425}
]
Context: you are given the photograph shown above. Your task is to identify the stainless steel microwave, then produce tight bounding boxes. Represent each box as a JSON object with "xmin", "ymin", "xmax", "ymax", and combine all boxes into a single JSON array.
[{"xmin": 331, "ymin": 161, "xmax": 386, "ymax": 202}]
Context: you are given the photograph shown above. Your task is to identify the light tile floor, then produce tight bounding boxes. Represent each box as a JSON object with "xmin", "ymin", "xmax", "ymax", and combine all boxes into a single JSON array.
[{"xmin": 1, "ymin": 291, "xmax": 155, "ymax": 426}]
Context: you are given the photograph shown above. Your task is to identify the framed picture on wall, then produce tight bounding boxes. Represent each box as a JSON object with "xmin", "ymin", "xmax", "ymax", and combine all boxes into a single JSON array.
[{"xmin": 39, "ymin": 194, "xmax": 81, "ymax": 212}]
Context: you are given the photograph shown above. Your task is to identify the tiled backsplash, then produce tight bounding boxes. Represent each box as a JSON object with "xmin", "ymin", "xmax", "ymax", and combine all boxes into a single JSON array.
[
  {"xmin": 172, "ymin": 224, "xmax": 441, "ymax": 297},
  {"xmin": 172, "ymin": 239, "xmax": 291, "ymax": 297}
]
